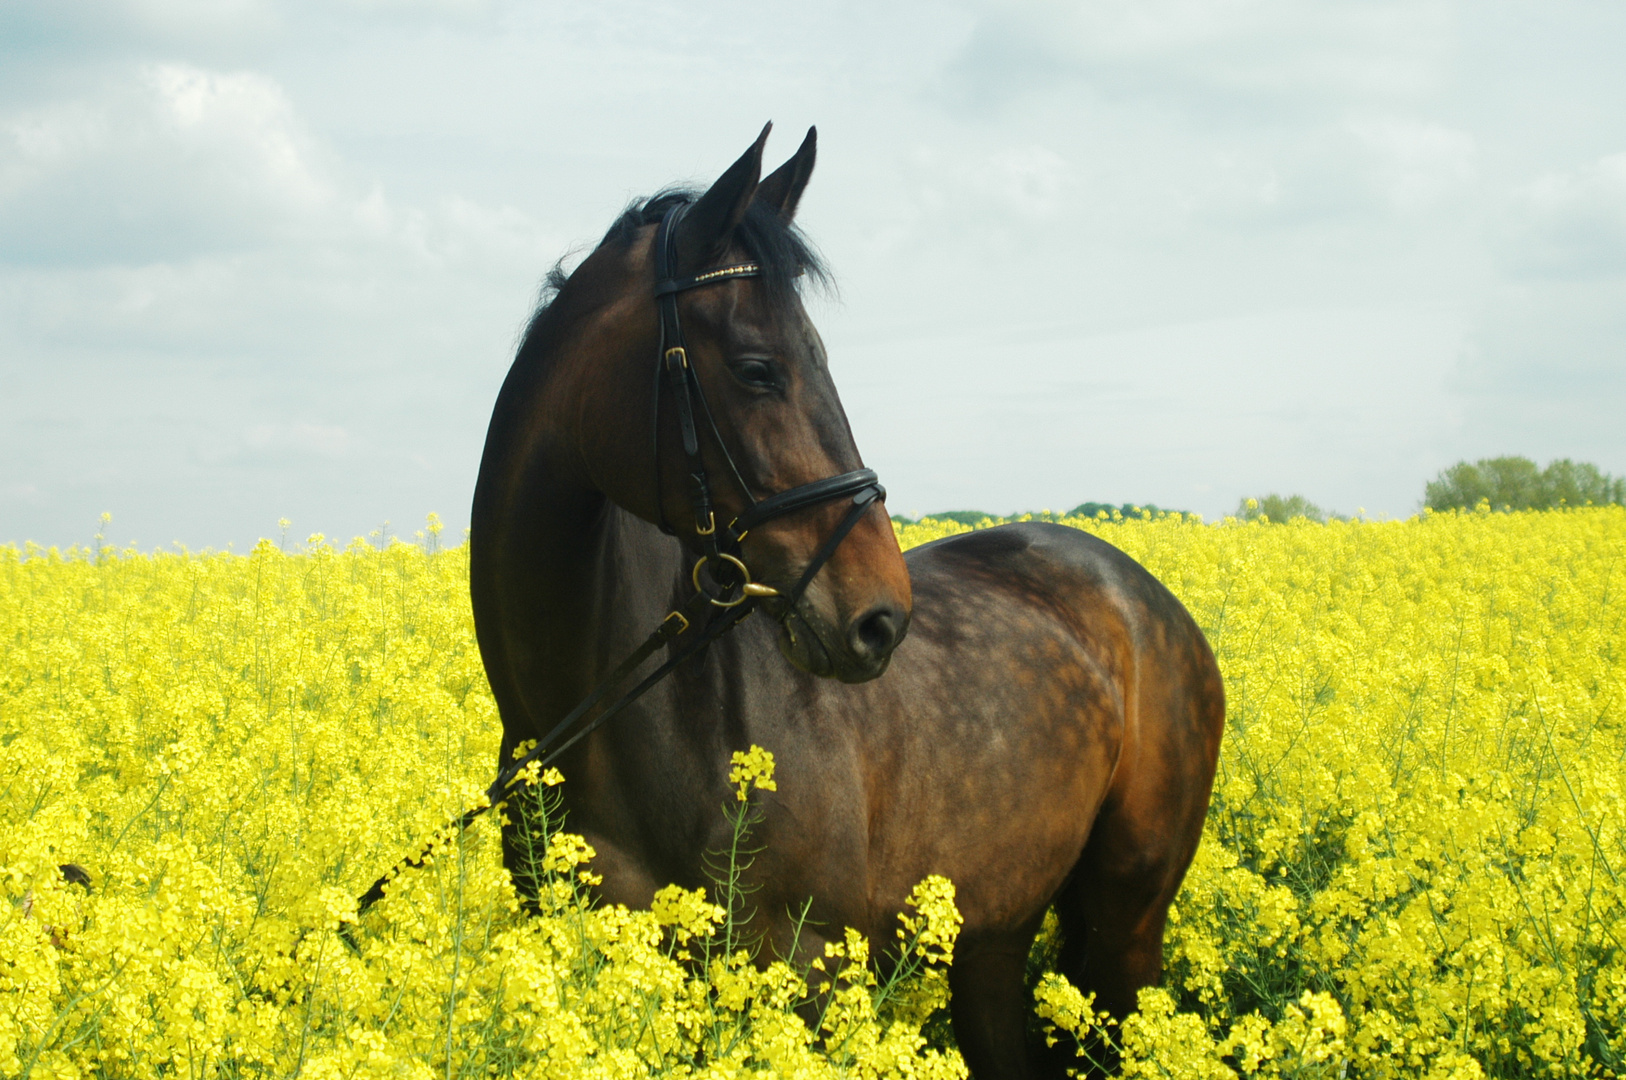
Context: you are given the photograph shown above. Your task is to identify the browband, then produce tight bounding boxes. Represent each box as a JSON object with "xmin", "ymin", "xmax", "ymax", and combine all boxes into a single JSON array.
[{"xmin": 654, "ymin": 263, "xmax": 761, "ymax": 297}]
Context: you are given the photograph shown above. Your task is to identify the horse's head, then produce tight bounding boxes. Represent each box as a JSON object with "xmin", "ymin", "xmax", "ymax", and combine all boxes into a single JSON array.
[{"xmin": 559, "ymin": 125, "xmax": 911, "ymax": 683}]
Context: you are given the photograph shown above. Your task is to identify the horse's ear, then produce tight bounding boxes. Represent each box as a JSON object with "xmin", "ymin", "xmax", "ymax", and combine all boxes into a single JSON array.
[
  {"xmin": 754, "ymin": 126, "xmax": 816, "ymax": 221},
  {"xmin": 674, "ymin": 123, "xmax": 771, "ymax": 272}
]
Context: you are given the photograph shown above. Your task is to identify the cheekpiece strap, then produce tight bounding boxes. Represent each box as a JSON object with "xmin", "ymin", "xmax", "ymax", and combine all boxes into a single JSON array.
[{"xmin": 652, "ymin": 203, "xmax": 764, "ymax": 553}]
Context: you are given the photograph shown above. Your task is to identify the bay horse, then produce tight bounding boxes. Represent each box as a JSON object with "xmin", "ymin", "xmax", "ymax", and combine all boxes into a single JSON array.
[{"xmin": 469, "ymin": 125, "xmax": 1224, "ymax": 1078}]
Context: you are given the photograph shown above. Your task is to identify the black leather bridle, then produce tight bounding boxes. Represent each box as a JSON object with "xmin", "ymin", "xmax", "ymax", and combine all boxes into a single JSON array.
[
  {"xmin": 651, "ymin": 202, "xmax": 885, "ymax": 614},
  {"xmin": 350, "ymin": 203, "xmax": 885, "ymax": 927}
]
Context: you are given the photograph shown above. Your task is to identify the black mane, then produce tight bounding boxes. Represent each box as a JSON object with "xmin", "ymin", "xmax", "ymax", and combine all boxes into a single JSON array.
[{"xmin": 524, "ymin": 188, "xmax": 829, "ymax": 344}]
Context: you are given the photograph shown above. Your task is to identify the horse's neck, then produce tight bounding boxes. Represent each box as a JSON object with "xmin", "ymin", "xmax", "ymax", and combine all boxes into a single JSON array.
[
  {"xmin": 549, "ymin": 489, "xmax": 776, "ymax": 807},
  {"xmin": 531, "ymin": 476, "xmax": 685, "ymax": 702},
  {"xmin": 472, "ymin": 426, "xmax": 686, "ymax": 745},
  {"xmin": 474, "ymin": 332, "xmax": 731, "ymax": 752}
]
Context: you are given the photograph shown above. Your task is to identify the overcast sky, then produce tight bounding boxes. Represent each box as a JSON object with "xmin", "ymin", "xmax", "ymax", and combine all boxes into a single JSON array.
[{"xmin": 3, "ymin": 1, "xmax": 1624, "ymax": 548}]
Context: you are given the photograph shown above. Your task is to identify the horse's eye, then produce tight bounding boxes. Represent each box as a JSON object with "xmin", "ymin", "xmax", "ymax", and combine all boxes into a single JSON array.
[{"xmin": 731, "ymin": 359, "xmax": 778, "ymax": 390}]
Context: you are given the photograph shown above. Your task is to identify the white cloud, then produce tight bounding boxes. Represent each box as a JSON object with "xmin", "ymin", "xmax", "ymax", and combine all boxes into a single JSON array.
[
  {"xmin": 1348, "ymin": 117, "xmax": 1476, "ymax": 211},
  {"xmin": 242, "ymin": 421, "xmax": 355, "ymax": 459},
  {"xmin": 978, "ymin": 144, "xmax": 1071, "ymax": 219},
  {"xmin": 1507, "ymin": 152, "xmax": 1626, "ymax": 279},
  {"xmin": 122, "ymin": 0, "xmax": 275, "ymax": 35},
  {"xmin": 0, "ymin": 64, "xmax": 329, "ymax": 262},
  {"xmin": 837, "ymin": 302, "xmax": 1469, "ymax": 518},
  {"xmin": 948, "ymin": 0, "xmax": 1454, "ymax": 108},
  {"xmin": 335, "ymin": 0, "xmax": 490, "ymax": 13},
  {"xmin": 0, "ymin": 61, "xmax": 558, "ymax": 355},
  {"xmin": 0, "ymin": 57, "xmax": 564, "ymax": 548},
  {"xmin": 0, "ymin": 61, "xmax": 556, "ymax": 275},
  {"xmin": 143, "ymin": 63, "xmax": 330, "ymax": 207}
]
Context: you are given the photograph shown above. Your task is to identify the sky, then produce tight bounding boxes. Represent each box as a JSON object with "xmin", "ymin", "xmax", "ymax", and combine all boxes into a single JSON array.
[{"xmin": 3, "ymin": 1, "xmax": 1625, "ymax": 549}]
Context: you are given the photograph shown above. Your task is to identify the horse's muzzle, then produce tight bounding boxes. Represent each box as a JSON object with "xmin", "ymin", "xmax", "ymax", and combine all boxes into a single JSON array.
[{"xmin": 775, "ymin": 598, "xmax": 908, "ymax": 683}]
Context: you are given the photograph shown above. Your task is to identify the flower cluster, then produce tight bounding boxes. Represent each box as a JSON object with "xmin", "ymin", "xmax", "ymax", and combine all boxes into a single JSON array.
[{"xmin": 728, "ymin": 746, "xmax": 778, "ymax": 803}]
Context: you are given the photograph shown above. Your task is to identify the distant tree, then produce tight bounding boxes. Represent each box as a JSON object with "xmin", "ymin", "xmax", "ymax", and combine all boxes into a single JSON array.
[
  {"xmin": 1542, "ymin": 459, "xmax": 1626, "ymax": 506},
  {"xmin": 1067, "ymin": 502, "xmax": 1181, "ymax": 520},
  {"xmin": 913, "ymin": 504, "xmax": 1187, "ymax": 525},
  {"xmin": 924, "ymin": 510, "xmax": 999, "ymax": 526},
  {"xmin": 1424, "ymin": 456, "xmax": 1626, "ymax": 511},
  {"xmin": 1236, "ymin": 494, "xmax": 1327, "ymax": 523},
  {"xmin": 1424, "ymin": 457, "xmax": 1541, "ymax": 511}
]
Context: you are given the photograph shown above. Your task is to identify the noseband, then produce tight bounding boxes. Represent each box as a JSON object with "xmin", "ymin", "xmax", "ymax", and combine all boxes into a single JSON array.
[
  {"xmin": 651, "ymin": 202, "xmax": 885, "ymax": 614},
  {"xmin": 349, "ymin": 203, "xmax": 888, "ymax": 928}
]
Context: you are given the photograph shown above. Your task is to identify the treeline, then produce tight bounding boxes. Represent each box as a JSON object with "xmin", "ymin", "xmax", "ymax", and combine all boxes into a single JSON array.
[
  {"xmin": 903, "ymin": 456, "xmax": 1624, "ymax": 527},
  {"xmin": 1234, "ymin": 494, "xmax": 1330, "ymax": 524},
  {"xmin": 1423, "ymin": 456, "xmax": 1626, "ymax": 512},
  {"xmin": 902, "ymin": 502, "xmax": 1183, "ymax": 526},
  {"xmin": 1230, "ymin": 458, "xmax": 1625, "ymax": 523}
]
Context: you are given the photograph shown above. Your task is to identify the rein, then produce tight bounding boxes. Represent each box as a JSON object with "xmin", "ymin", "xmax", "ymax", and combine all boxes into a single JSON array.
[{"xmin": 349, "ymin": 204, "xmax": 884, "ymax": 926}]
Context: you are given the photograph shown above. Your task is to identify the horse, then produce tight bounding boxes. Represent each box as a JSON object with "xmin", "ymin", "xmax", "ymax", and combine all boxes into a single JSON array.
[{"xmin": 468, "ymin": 124, "xmax": 1225, "ymax": 1078}]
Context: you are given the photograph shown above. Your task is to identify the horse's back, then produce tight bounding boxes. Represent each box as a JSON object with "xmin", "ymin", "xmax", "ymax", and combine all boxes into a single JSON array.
[
  {"xmin": 906, "ymin": 518, "xmax": 1223, "ymax": 763},
  {"xmin": 907, "ymin": 522, "xmax": 1198, "ymax": 639},
  {"xmin": 904, "ymin": 521, "xmax": 1221, "ymax": 732}
]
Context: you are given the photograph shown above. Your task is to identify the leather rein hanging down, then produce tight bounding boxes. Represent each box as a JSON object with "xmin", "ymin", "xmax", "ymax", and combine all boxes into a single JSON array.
[{"xmin": 350, "ymin": 203, "xmax": 884, "ymax": 924}]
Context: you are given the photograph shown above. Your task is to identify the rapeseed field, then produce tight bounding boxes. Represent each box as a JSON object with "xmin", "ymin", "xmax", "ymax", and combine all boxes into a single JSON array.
[{"xmin": 4, "ymin": 508, "xmax": 1623, "ymax": 1077}]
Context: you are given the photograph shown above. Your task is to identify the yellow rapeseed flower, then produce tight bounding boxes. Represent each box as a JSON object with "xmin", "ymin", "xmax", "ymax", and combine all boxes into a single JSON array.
[
  {"xmin": 3, "ymin": 508, "xmax": 1624, "ymax": 1076},
  {"xmin": 729, "ymin": 744, "xmax": 778, "ymax": 802}
]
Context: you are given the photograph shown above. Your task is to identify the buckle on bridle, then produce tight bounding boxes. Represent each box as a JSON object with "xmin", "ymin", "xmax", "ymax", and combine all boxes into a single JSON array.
[
  {"xmin": 692, "ymin": 552, "xmax": 778, "ymax": 607},
  {"xmin": 664, "ymin": 346, "xmax": 687, "ymax": 370}
]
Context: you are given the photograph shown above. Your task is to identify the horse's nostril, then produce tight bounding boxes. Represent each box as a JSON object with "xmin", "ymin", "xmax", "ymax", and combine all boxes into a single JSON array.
[{"xmin": 852, "ymin": 606, "xmax": 905, "ymax": 660}]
